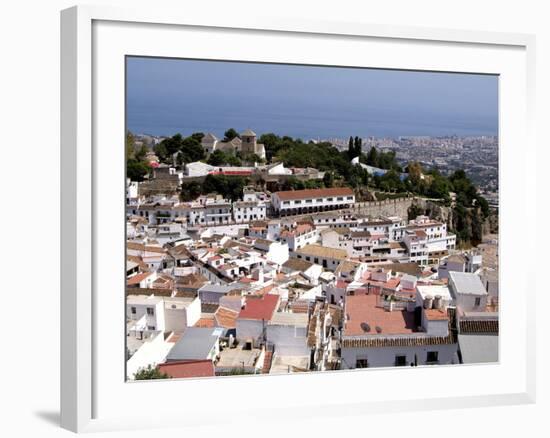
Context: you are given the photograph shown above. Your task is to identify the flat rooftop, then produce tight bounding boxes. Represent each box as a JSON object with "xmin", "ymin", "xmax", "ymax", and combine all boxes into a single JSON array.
[
  {"xmin": 449, "ymin": 271, "xmax": 487, "ymax": 296},
  {"xmin": 216, "ymin": 344, "xmax": 261, "ymax": 369},
  {"xmin": 416, "ymin": 284, "xmax": 453, "ymax": 301},
  {"xmin": 269, "ymin": 354, "xmax": 310, "ymax": 374},
  {"xmin": 269, "ymin": 312, "xmax": 309, "ymax": 327},
  {"xmin": 344, "ymin": 294, "xmax": 417, "ymax": 336}
]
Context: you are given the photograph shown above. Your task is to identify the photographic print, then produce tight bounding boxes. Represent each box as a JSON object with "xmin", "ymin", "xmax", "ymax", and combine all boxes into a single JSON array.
[{"xmin": 125, "ymin": 57, "xmax": 499, "ymax": 380}]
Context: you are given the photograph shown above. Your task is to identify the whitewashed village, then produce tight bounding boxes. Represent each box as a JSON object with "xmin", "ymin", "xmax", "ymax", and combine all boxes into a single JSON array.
[{"xmin": 126, "ymin": 129, "xmax": 499, "ymax": 380}]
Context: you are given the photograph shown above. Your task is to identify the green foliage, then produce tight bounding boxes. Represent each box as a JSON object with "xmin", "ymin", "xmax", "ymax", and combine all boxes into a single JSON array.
[
  {"xmin": 135, "ymin": 144, "xmax": 148, "ymax": 162},
  {"xmin": 180, "ymin": 181, "xmax": 203, "ymax": 202},
  {"xmin": 323, "ymin": 171, "xmax": 335, "ymax": 188},
  {"xmin": 126, "ymin": 159, "xmax": 150, "ymax": 182},
  {"xmin": 282, "ymin": 177, "xmax": 324, "ymax": 191},
  {"xmin": 207, "ymin": 149, "xmax": 242, "ymax": 166},
  {"xmin": 156, "ymin": 133, "xmax": 206, "ymax": 165},
  {"xmin": 126, "ymin": 130, "xmax": 136, "ymax": 159},
  {"xmin": 216, "ymin": 368, "xmax": 255, "ymax": 376},
  {"xmin": 134, "ymin": 364, "xmax": 170, "ymax": 380},
  {"xmin": 203, "ymin": 174, "xmax": 249, "ymax": 201},
  {"xmin": 223, "ymin": 128, "xmax": 239, "ymax": 142},
  {"xmin": 238, "ymin": 152, "xmax": 264, "ymax": 164}
]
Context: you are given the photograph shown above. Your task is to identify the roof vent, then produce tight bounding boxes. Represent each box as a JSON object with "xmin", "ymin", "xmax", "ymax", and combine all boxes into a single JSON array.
[
  {"xmin": 375, "ymin": 326, "xmax": 382, "ymax": 333},
  {"xmin": 360, "ymin": 322, "xmax": 371, "ymax": 333}
]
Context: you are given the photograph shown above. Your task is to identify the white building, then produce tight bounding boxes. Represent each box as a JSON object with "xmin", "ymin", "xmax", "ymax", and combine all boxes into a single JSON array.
[
  {"xmin": 271, "ymin": 187, "xmax": 355, "ymax": 217},
  {"xmin": 448, "ymin": 271, "xmax": 488, "ymax": 312},
  {"xmin": 200, "ymin": 129, "xmax": 266, "ymax": 159},
  {"xmin": 127, "ymin": 295, "xmax": 166, "ymax": 332},
  {"xmin": 233, "ymin": 200, "xmax": 267, "ymax": 223},
  {"xmin": 266, "ymin": 312, "xmax": 309, "ymax": 356},
  {"xmin": 340, "ymin": 293, "xmax": 458, "ymax": 369},
  {"xmin": 163, "ymin": 296, "xmax": 202, "ymax": 333},
  {"xmin": 293, "ymin": 244, "xmax": 348, "ymax": 271}
]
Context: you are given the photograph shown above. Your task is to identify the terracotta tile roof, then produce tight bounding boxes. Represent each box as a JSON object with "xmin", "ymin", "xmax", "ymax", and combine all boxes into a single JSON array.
[
  {"xmin": 296, "ymin": 244, "xmax": 347, "ymax": 260},
  {"xmin": 344, "ymin": 294, "xmax": 416, "ymax": 336},
  {"xmin": 158, "ymin": 360, "xmax": 215, "ymax": 379},
  {"xmin": 274, "ymin": 187, "xmax": 354, "ymax": 201},
  {"xmin": 282, "ymin": 258, "xmax": 313, "ymax": 272},
  {"xmin": 238, "ymin": 294, "xmax": 280, "ymax": 321},
  {"xmin": 194, "ymin": 317, "xmax": 215, "ymax": 328},
  {"xmin": 201, "ymin": 303, "xmax": 219, "ymax": 314},
  {"xmin": 342, "ymin": 308, "xmax": 457, "ymax": 348},
  {"xmin": 424, "ymin": 308, "xmax": 449, "ymax": 321},
  {"xmin": 459, "ymin": 319, "xmax": 499, "ymax": 334},
  {"xmin": 126, "ymin": 272, "xmax": 153, "ymax": 286},
  {"xmin": 214, "ymin": 306, "xmax": 239, "ymax": 329},
  {"xmin": 126, "ymin": 288, "xmax": 172, "ymax": 297},
  {"xmin": 127, "ymin": 242, "xmax": 166, "ymax": 253}
]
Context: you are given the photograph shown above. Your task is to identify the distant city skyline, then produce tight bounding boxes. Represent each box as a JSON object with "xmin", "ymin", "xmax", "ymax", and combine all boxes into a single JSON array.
[{"xmin": 126, "ymin": 57, "xmax": 498, "ymax": 139}]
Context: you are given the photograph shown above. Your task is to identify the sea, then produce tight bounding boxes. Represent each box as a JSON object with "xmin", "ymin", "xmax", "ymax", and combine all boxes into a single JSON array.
[{"xmin": 126, "ymin": 100, "xmax": 498, "ymax": 140}]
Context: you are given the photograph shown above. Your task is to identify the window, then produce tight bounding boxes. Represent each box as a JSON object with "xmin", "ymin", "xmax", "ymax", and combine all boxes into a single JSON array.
[
  {"xmin": 283, "ymin": 201, "xmax": 290, "ymax": 205},
  {"xmin": 147, "ymin": 325, "xmax": 156, "ymax": 331},
  {"xmin": 475, "ymin": 297, "xmax": 481, "ymax": 307},
  {"xmin": 306, "ymin": 199, "xmax": 312, "ymax": 204},
  {"xmin": 130, "ymin": 307, "xmax": 136, "ymax": 314},
  {"xmin": 146, "ymin": 307, "xmax": 154, "ymax": 316},
  {"xmin": 347, "ymin": 196, "xmax": 353, "ymax": 200},
  {"xmin": 395, "ymin": 355, "xmax": 407, "ymax": 366},
  {"xmin": 337, "ymin": 197, "xmax": 343, "ymax": 201},
  {"xmin": 316, "ymin": 198, "xmax": 323, "ymax": 202},
  {"xmin": 426, "ymin": 351, "xmax": 439, "ymax": 364},
  {"xmin": 356, "ymin": 358, "xmax": 369, "ymax": 368}
]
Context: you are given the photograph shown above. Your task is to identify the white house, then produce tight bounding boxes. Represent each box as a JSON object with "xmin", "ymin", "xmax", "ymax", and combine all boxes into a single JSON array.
[
  {"xmin": 271, "ymin": 187, "xmax": 355, "ymax": 217},
  {"xmin": 163, "ymin": 296, "xmax": 202, "ymax": 333},
  {"xmin": 293, "ymin": 244, "xmax": 347, "ymax": 271},
  {"xmin": 340, "ymin": 293, "xmax": 458, "ymax": 369},
  {"xmin": 127, "ymin": 295, "xmax": 166, "ymax": 332},
  {"xmin": 266, "ymin": 312, "xmax": 309, "ymax": 356},
  {"xmin": 236, "ymin": 294, "xmax": 280, "ymax": 347},
  {"xmin": 448, "ymin": 271, "xmax": 488, "ymax": 312}
]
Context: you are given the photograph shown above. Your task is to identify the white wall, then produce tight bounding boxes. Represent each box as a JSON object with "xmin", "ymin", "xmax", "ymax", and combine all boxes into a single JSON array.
[
  {"xmin": 236, "ymin": 319, "xmax": 265, "ymax": 345},
  {"xmin": 341, "ymin": 343, "xmax": 458, "ymax": 369},
  {"xmin": 266, "ymin": 324, "xmax": 309, "ymax": 356}
]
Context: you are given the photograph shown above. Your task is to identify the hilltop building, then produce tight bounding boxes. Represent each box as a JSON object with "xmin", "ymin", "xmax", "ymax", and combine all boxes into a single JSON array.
[{"xmin": 201, "ymin": 129, "xmax": 266, "ymax": 160}]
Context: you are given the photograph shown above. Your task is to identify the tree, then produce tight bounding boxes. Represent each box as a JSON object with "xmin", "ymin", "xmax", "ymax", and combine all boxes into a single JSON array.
[
  {"xmin": 354, "ymin": 136, "xmax": 362, "ymax": 158},
  {"xmin": 126, "ymin": 130, "xmax": 136, "ymax": 159},
  {"xmin": 190, "ymin": 132, "xmax": 205, "ymax": 142},
  {"xmin": 180, "ymin": 181, "xmax": 203, "ymax": 201},
  {"xmin": 134, "ymin": 365, "xmax": 170, "ymax": 380},
  {"xmin": 206, "ymin": 149, "xmax": 241, "ymax": 166},
  {"xmin": 135, "ymin": 144, "xmax": 148, "ymax": 162},
  {"xmin": 348, "ymin": 136, "xmax": 354, "ymax": 158},
  {"xmin": 126, "ymin": 159, "xmax": 149, "ymax": 182},
  {"xmin": 203, "ymin": 174, "xmax": 248, "ymax": 201},
  {"xmin": 323, "ymin": 171, "xmax": 334, "ymax": 188},
  {"xmin": 223, "ymin": 128, "xmax": 239, "ymax": 142},
  {"xmin": 179, "ymin": 137, "xmax": 205, "ymax": 163},
  {"xmin": 366, "ymin": 146, "xmax": 378, "ymax": 167}
]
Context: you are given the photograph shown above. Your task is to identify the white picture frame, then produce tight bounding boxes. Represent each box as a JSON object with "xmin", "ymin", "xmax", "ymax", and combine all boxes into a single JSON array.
[{"xmin": 60, "ymin": 4, "xmax": 536, "ymax": 433}]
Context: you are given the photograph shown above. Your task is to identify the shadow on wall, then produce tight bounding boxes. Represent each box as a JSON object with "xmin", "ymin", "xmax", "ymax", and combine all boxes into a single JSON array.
[{"xmin": 33, "ymin": 411, "xmax": 60, "ymax": 426}]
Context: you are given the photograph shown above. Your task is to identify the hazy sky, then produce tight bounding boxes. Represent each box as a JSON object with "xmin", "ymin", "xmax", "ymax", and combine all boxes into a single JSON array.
[{"xmin": 126, "ymin": 57, "xmax": 498, "ymax": 139}]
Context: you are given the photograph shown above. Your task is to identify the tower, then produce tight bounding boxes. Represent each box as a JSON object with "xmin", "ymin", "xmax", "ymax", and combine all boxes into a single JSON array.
[{"xmin": 240, "ymin": 128, "xmax": 257, "ymax": 155}]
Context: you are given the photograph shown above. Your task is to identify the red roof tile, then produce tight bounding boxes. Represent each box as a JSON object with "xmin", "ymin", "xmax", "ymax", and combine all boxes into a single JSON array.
[
  {"xmin": 344, "ymin": 294, "xmax": 416, "ymax": 336},
  {"xmin": 126, "ymin": 272, "xmax": 152, "ymax": 286},
  {"xmin": 238, "ymin": 294, "xmax": 279, "ymax": 321},
  {"xmin": 158, "ymin": 360, "xmax": 215, "ymax": 379}
]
